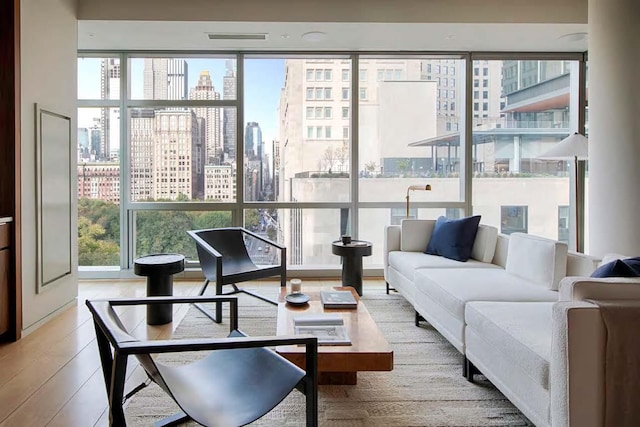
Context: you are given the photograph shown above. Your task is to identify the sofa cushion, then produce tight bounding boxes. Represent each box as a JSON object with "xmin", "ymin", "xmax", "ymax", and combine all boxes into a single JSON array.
[
  {"xmin": 414, "ymin": 268, "xmax": 558, "ymax": 320},
  {"xmin": 425, "ymin": 215, "xmax": 481, "ymax": 262},
  {"xmin": 388, "ymin": 251, "xmax": 499, "ymax": 281},
  {"xmin": 591, "ymin": 259, "xmax": 639, "ymax": 278},
  {"xmin": 471, "ymin": 224, "xmax": 499, "ymax": 263},
  {"xmin": 505, "ymin": 233, "xmax": 568, "ymax": 290},
  {"xmin": 466, "ymin": 301, "xmax": 553, "ymax": 390},
  {"xmin": 400, "ymin": 219, "xmax": 435, "ymax": 252}
]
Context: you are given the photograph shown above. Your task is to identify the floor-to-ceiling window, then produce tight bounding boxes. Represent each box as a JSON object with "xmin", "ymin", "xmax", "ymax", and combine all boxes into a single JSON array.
[
  {"xmin": 356, "ymin": 55, "xmax": 467, "ymax": 266},
  {"xmin": 77, "ymin": 52, "xmax": 587, "ymax": 276},
  {"xmin": 77, "ymin": 57, "xmax": 121, "ymax": 269},
  {"xmin": 470, "ymin": 57, "xmax": 583, "ymax": 248}
]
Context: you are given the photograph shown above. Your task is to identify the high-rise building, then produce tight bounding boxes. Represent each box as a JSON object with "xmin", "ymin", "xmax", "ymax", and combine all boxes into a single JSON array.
[
  {"xmin": 130, "ymin": 108, "xmax": 155, "ymax": 201},
  {"xmin": 90, "ymin": 125, "xmax": 101, "ymax": 159},
  {"xmin": 204, "ymin": 164, "xmax": 236, "ymax": 201},
  {"xmin": 223, "ymin": 60, "xmax": 237, "ymax": 159},
  {"xmin": 152, "ymin": 110, "xmax": 200, "ymax": 200},
  {"xmin": 244, "ymin": 121, "xmax": 262, "ymax": 160},
  {"xmin": 189, "ymin": 71, "xmax": 222, "ymax": 163},
  {"xmin": 143, "ymin": 58, "xmax": 188, "ymax": 100},
  {"xmin": 100, "ymin": 58, "xmax": 120, "ymax": 160},
  {"xmin": 244, "ymin": 121, "xmax": 263, "ymax": 200}
]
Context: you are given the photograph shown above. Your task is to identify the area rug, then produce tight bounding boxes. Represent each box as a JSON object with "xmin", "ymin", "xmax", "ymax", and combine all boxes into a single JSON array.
[{"xmin": 125, "ymin": 284, "xmax": 532, "ymax": 426}]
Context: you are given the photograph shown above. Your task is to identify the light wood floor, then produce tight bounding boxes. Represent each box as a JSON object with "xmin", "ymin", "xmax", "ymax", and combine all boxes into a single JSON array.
[{"xmin": 0, "ymin": 278, "xmax": 371, "ymax": 426}]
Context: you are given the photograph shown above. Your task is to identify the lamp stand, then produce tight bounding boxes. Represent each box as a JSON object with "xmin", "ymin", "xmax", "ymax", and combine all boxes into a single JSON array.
[
  {"xmin": 406, "ymin": 185, "xmax": 432, "ymax": 218},
  {"xmin": 575, "ymin": 157, "xmax": 585, "ymax": 253}
]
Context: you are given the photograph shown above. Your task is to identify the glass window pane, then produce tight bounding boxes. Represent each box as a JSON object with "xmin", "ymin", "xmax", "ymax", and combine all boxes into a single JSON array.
[
  {"xmin": 359, "ymin": 208, "xmax": 463, "ymax": 267},
  {"xmin": 245, "ymin": 208, "xmax": 347, "ymax": 267},
  {"xmin": 129, "ymin": 57, "xmax": 236, "ymax": 100},
  {"xmin": 244, "ymin": 56, "xmax": 351, "ymax": 203},
  {"xmin": 134, "ymin": 210, "xmax": 232, "ymax": 260},
  {"xmin": 359, "ymin": 57, "xmax": 464, "ymax": 202},
  {"xmin": 128, "ymin": 107, "xmax": 236, "ymax": 202},
  {"xmin": 78, "ymin": 57, "xmax": 120, "ymax": 100},
  {"xmin": 78, "ymin": 107, "xmax": 121, "ymax": 267},
  {"xmin": 472, "ymin": 59, "xmax": 575, "ymax": 241}
]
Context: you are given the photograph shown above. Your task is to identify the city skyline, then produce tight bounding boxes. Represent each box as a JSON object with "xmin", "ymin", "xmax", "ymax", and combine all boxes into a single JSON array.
[{"xmin": 78, "ymin": 57, "xmax": 285, "ymax": 144}]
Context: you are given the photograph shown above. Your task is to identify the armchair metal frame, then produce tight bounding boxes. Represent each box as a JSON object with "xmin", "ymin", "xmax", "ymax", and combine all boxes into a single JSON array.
[
  {"xmin": 187, "ymin": 227, "xmax": 287, "ymax": 323},
  {"xmin": 86, "ymin": 296, "xmax": 318, "ymax": 427}
]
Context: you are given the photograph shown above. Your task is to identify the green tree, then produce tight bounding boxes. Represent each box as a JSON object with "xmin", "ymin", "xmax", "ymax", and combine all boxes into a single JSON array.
[
  {"xmin": 135, "ymin": 211, "xmax": 196, "ymax": 259},
  {"xmin": 191, "ymin": 211, "xmax": 233, "ymax": 230},
  {"xmin": 396, "ymin": 159, "xmax": 410, "ymax": 176},
  {"xmin": 244, "ymin": 209, "xmax": 260, "ymax": 228},
  {"xmin": 78, "ymin": 216, "xmax": 119, "ymax": 266},
  {"xmin": 78, "ymin": 198, "xmax": 120, "ymax": 242}
]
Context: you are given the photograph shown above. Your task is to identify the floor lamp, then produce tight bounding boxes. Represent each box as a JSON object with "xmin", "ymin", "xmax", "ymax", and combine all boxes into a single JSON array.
[
  {"xmin": 406, "ymin": 185, "xmax": 432, "ymax": 218},
  {"xmin": 539, "ymin": 132, "xmax": 588, "ymax": 252}
]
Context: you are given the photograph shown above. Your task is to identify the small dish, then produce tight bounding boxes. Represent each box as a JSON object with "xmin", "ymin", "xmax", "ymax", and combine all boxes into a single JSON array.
[{"xmin": 285, "ymin": 293, "xmax": 310, "ymax": 305}]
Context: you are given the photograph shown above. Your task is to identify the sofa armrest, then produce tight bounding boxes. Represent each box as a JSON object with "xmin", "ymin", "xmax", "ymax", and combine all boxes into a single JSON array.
[
  {"xmin": 383, "ymin": 225, "xmax": 401, "ymax": 280},
  {"xmin": 558, "ymin": 276, "xmax": 640, "ymax": 301},
  {"xmin": 551, "ymin": 301, "xmax": 605, "ymax": 427}
]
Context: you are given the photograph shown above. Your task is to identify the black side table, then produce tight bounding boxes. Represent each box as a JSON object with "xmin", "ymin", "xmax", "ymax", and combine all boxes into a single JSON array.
[
  {"xmin": 331, "ymin": 240, "xmax": 372, "ymax": 296},
  {"xmin": 134, "ymin": 253, "xmax": 185, "ymax": 325}
]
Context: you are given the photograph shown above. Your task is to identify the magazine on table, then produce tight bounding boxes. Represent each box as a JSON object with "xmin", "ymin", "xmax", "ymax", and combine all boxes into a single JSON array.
[
  {"xmin": 320, "ymin": 290, "xmax": 358, "ymax": 309},
  {"xmin": 292, "ymin": 313, "xmax": 350, "ymax": 345},
  {"xmin": 294, "ymin": 324, "xmax": 351, "ymax": 346}
]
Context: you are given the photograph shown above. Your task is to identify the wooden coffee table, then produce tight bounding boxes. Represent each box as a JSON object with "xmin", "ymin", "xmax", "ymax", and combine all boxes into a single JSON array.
[{"xmin": 276, "ymin": 287, "xmax": 393, "ymax": 385}]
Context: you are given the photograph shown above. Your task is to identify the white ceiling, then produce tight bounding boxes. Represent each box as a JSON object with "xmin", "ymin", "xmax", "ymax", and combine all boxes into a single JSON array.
[{"xmin": 78, "ymin": 20, "xmax": 588, "ymax": 52}]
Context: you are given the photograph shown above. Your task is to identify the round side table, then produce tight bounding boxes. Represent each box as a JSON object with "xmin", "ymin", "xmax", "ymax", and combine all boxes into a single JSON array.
[
  {"xmin": 331, "ymin": 240, "xmax": 372, "ymax": 296},
  {"xmin": 134, "ymin": 253, "xmax": 185, "ymax": 325}
]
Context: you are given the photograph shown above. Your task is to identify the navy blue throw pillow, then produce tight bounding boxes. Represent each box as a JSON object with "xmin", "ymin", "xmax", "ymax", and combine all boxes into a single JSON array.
[
  {"xmin": 425, "ymin": 215, "xmax": 481, "ymax": 262},
  {"xmin": 590, "ymin": 259, "xmax": 639, "ymax": 278}
]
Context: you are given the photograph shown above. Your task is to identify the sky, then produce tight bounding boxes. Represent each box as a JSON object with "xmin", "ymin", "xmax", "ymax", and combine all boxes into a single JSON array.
[{"xmin": 77, "ymin": 57, "xmax": 285, "ymax": 143}]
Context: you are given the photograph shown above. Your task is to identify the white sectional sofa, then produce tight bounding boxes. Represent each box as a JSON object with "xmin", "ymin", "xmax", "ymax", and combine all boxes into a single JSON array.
[{"xmin": 384, "ymin": 219, "xmax": 640, "ymax": 426}]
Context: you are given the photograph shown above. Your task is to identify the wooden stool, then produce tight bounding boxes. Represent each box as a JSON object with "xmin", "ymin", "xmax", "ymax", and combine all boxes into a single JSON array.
[{"xmin": 134, "ymin": 254, "xmax": 185, "ymax": 325}]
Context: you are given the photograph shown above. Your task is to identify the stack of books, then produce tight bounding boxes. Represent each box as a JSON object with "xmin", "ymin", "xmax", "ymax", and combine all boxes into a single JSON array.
[
  {"xmin": 320, "ymin": 290, "xmax": 358, "ymax": 309},
  {"xmin": 293, "ymin": 313, "xmax": 351, "ymax": 345}
]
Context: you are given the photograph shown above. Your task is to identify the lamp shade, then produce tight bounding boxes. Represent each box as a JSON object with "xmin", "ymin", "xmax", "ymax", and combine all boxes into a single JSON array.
[{"xmin": 538, "ymin": 132, "xmax": 588, "ymax": 160}]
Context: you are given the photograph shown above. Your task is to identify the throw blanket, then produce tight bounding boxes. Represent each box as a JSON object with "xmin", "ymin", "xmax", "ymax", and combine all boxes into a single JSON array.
[{"xmin": 591, "ymin": 299, "xmax": 640, "ymax": 427}]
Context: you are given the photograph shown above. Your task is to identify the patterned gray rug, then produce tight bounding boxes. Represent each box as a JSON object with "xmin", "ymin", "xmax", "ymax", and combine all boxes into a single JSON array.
[{"xmin": 125, "ymin": 284, "xmax": 532, "ymax": 426}]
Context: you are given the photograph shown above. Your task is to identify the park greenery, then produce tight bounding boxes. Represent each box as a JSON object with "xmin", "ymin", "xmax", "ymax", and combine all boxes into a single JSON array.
[{"xmin": 78, "ymin": 198, "xmax": 234, "ymax": 266}]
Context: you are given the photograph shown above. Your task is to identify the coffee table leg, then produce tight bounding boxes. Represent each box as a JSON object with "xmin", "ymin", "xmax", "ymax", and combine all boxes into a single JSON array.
[
  {"xmin": 342, "ymin": 255, "xmax": 363, "ymax": 296},
  {"xmin": 318, "ymin": 372, "xmax": 357, "ymax": 385}
]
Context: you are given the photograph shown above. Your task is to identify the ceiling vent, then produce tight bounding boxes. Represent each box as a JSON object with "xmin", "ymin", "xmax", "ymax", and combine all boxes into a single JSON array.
[{"xmin": 207, "ymin": 33, "xmax": 268, "ymax": 41}]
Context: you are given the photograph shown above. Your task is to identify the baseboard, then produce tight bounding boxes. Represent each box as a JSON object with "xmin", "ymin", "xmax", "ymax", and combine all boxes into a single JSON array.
[{"xmin": 21, "ymin": 298, "xmax": 77, "ymax": 337}]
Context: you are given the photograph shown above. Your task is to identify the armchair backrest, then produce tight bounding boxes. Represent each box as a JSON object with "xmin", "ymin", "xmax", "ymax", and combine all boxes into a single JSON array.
[{"xmin": 188, "ymin": 228, "xmax": 257, "ymax": 280}]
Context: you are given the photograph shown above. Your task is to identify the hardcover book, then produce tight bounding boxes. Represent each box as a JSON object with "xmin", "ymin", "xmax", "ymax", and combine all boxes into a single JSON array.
[{"xmin": 320, "ymin": 290, "xmax": 358, "ymax": 309}]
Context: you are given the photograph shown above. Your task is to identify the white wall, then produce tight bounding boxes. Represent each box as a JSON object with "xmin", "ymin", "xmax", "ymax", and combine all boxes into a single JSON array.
[{"xmin": 21, "ymin": 0, "xmax": 78, "ymax": 330}]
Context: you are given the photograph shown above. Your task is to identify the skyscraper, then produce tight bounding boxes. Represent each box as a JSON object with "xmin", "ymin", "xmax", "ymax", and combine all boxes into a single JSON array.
[
  {"xmin": 223, "ymin": 60, "xmax": 237, "ymax": 159},
  {"xmin": 244, "ymin": 121, "xmax": 263, "ymax": 200},
  {"xmin": 100, "ymin": 58, "xmax": 120, "ymax": 160},
  {"xmin": 189, "ymin": 70, "xmax": 222, "ymax": 164},
  {"xmin": 143, "ymin": 58, "xmax": 188, "ymax": 100},
  {"xmin": 152, "ymin": 110, "xmax": 200, "ymax": 200}
]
